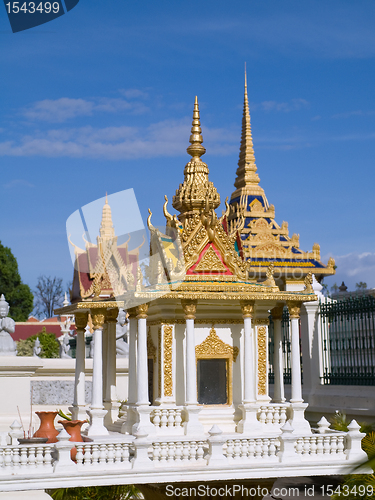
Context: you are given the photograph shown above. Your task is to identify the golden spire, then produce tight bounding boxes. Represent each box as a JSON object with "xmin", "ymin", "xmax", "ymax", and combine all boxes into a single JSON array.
[
  {"xmin": 230, "ymin": 67, "xmax": 267, "ymax": 202},
  {"xmin": 172, "ymin": 97, "xmax": 220, "ymax": 223},
  {"xmin": 99, "ymin": 194, "xmax": 115, "ymax": 240},
  {"xmin": 186, "ymin": 96, "xmax": 206, "ymax": 159}
]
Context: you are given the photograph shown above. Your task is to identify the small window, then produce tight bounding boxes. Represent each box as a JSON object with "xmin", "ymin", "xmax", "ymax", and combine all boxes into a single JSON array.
[{"xmin": 197, "ymin": 358, "xmax": 227, "ymax": 405}]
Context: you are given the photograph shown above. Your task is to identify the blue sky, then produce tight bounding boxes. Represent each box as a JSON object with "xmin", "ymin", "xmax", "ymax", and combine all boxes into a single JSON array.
[{"xmin": 1, "ymin": 0, "xmax": 375, "ymax": 295}]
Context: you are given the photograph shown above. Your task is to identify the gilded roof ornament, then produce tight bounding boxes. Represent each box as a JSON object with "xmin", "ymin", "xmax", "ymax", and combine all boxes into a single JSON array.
[
  {"xmin": 172, "ymin": 96, "xmax": 220, "ymax": 223},
  {"xmin": 230, "ymin": 66, "xmax": 268, "ymax": 203}
]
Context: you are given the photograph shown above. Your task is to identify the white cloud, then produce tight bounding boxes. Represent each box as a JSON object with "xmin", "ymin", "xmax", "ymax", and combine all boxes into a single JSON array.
[
  {"xmin": 0, "ymin": 119, "xmax": 238, "ymax": 160},
  {"xmin": 323, "ymin": 252, "xmax": 375, "ymax": 290},
  {"xmin": 24, "ymin": 98, "xmax": 94, "ymax": 123},
  {"xmin": 22, "ymin": 92, "xmax": 149, "ymax": 123},
  {"xmin": 259, "ymin": 99, "xmax": 309, "ymax": 113},
  {"xmin": 4, "ymin": 179, "xmax": 35, "ymax": 189}
]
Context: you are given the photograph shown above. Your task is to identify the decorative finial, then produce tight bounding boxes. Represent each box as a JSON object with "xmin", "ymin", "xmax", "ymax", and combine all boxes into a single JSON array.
[
  {"xmin": 63, "ymin": 292, "xmax": 69, "ymax": 307},
  {"xmin": 186, "ymin": 96, "xmax": 206, "ymax": 159},
  {"xmin": 98, "ymin": 194, "xmax": 115, "ymax": 240}
]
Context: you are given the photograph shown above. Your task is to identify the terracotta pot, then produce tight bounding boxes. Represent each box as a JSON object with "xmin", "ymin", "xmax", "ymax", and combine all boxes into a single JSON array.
[
  {"xmin": 58, "ymin": 419, "xmax": 85, "ymax": 461},
  {"xmin": 33, "ymin": 411, "xmax": 59, "ymax": 443}
]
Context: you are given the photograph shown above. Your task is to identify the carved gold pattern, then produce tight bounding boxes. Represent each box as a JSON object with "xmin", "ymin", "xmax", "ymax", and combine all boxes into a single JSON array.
[
  {"xmin": 147, "ymin": 329, "xmax": 157, "ymax": 359},
  {"xmin": 240, "ymin": 300, "xmax": 254, "ymax": 318},
  {"xmin": 74, "ymin": 312, "xmax": 88, "ymax": 331},
  {"xmin": 194, "ymin": 246, "xmax": 227, "ymax": 272},
  {"xmin": 147, "ymin": 318, "xmax": 244, "ymax": 326},
  {"xmin": 195, "ymin": 326, "xmax": 239, "ymax": 362},
  {"xmin": 287, "ymin": 301, "xmax": 301, "ymax": 319},
  {"xmin": 157, "ymin": 326, "xmax": 161, "ymax": 398},
  {"xmin": 253, "ymin": 318, "xmax": 270, "ymax": 326},
  {"xmin": 181, "ymin": 299, "xmax": 197, "ymax": 319},
  {"xmin": 136, "ymin": 303, "xmax": 148, "ymax": 319},
  {"xmin": 163, "ymin": 325, "xmax": 173, "ymax": 397},
  {"xmin": 304, "ymin": 272, "xmax": 314, "ymax": 294},
  {"xmin": 91, "ymin": 310, "xmax": 105, "ymax": 330},
  {"xmin": 257, "ymin": 326, "xmax": 267, "ymax": 396},
  {"xmin": 172, "ymin": 97, "xmax": 220, "ymax": 224}
]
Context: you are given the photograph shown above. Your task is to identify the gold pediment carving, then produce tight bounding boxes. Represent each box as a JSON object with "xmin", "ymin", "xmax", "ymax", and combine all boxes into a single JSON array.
[
  {"xmin": 195, "ymin": 326, "xmax": 239, "ymax": 362},
  {"xmin": 194, "ymin": 246, "xmax": 228, "ymax": 272},
  {"xmin": 250, "ymin": 199, "xmax": 264, "ymax": 212},
  {"xmin": 252, "ymin": 243, "xmax": 288, "ymax": 257}
]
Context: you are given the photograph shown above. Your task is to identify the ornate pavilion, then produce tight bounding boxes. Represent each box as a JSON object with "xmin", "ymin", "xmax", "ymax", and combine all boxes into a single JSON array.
[
  {"xmin": 58, "ymin": 94, "xmax": 321, "ymax": 439},
  {"xmin": 0, "ymin": 84, "xmax": 366, "ymax": 497}
]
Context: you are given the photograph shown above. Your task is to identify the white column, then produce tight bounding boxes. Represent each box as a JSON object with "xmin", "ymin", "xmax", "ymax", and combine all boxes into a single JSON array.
[
  {"xmin": 70, "ymin": 313, "xmax": 87, "ymax": 421},
  {"xmin": 87, "ymin": 310, "xmax": 109, "ymax": 436},
  {"xmin": 104, "ymin": 311, "xmax": 119, "ymax": 426},
  {"xmin": 128, "ymin": 317, "xmax": 137, "ymax": 404},
  {"xmin": 237, "ymin": 301, "xmax": 261, "ymax": 434},
  {"xmin": 272, "ymin": 306, "xmax": 285, "ymax": 403},
  {"xmin": 181, "ymin": 300, "xmax": 203, "ymax": 435},
  {"xmin": 136, "ymin": 304, "xmax": 149, "ymax": 406},
  {"xmin": 288, "ymin": 303, "xmax": 303, "ymax": 404},
  {"xmin": 243, "ymin": 316, "xmax": 256, "ymax": 403},
  {"xmin": 185, "ymin": 317, "xmax": 197, "ymax": 405}
]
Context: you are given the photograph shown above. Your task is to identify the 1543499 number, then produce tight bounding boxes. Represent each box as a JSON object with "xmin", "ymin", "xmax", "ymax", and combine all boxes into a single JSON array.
[{"xmin": 5, "ymin": 2, "xmax": 60, "ymax": 13}]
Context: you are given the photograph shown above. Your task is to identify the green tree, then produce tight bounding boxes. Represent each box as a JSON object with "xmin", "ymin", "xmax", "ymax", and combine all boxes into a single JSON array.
[
  {"xmin": 0, "ymin": 240, "xmax": 33, "ymax": 321},
  {"xmin": 356, "ymin": 281, "xmax": 368, "ymax": 291},
  {"xmin": 16, "ymin": 327, "xmax": 60, "ymax": 358}
]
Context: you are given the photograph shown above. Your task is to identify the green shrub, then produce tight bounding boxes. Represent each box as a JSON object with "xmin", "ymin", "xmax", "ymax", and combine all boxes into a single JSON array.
[
  {"xmin": 47, "ymin": 485, "xmax": 142, "ymax": 500},
  {"xmin": 16, "ymin": 327, "xmax": 60, "ymax": 358}
]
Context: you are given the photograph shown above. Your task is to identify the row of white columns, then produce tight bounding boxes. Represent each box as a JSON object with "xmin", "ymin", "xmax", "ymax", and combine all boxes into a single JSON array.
[{"xmin": 71, "ymin": 300, "xmax": 304, "ymax": 436}]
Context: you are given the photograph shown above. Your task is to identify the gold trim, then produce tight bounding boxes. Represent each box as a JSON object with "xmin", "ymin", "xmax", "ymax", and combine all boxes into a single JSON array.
[
  {"xmin": 240, "ymin": 300, "xmax": 254, "ymax": 318},
  {"xmin": 181, "ymin": 299, "xmax": 197, "ymax": 319},
  {"xmin": 257, "ymin": 326, "xmax": 267, "ymax": 396},
  {"xmin": 163, "ymin": 325, "xmax": 173, "ymax": 397},
  {"xmin": 287, "ymin": 301, "xmax": 301, "ymax": 319},
  {"xmin": 253, "ymin": 318, "xmax": 270, "ymax": 326},
  {"xmin": 195, "ymin": 326, "xmax": 238, "ymax": 405},
  {"xmin": 147, "ymin": 318, "xmax": 244, "ymax": 326}
]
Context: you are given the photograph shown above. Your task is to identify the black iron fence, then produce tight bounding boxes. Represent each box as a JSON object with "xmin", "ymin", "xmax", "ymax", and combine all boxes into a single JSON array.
[
  {"xmin": 268, "ymin": 308, "xmax": 292, "ymax": 385},
  {"xmin": 320, "ymin": 295, "xmax": 375, "ymax": 385}
]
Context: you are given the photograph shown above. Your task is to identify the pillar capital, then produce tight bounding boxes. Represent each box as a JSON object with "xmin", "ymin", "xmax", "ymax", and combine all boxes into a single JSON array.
[
  {"xmin": 181, "ymin": 299, "xmax": 197, "ymax": 320},
  {"xmin": 127, "ymin": 307, "xmax": 137, "ymax": 319},
  {"xmin": 240, "ymin": 300, "xmax": 255, "ymax": 318},
  {"xmin": 74, "ymin": 312, "xmax": 88, "ymax": 332},
  {"xmin": 136, "ymin": 303, "xmax": 148, "ymax": 319},
  {"xmin": 106, "ymin": 308, "xmax": 119, "ymax": 324},
  {"xmin": 91, "ymin": 309, "xmax": 106, "ymax": 330},
  {"xmin": 287, "ymin": 301, "xmax": 301, "ymax": 319},
  {"xmin": 271, "ymin": 305, "xmax": 285, "ymax": 321}
]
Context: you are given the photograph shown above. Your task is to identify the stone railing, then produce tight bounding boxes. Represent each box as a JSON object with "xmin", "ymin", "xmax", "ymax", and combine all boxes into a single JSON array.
[
  {"xmin": 0, "ymin": 444, "xmax": 54, "ymax": 474},
  {"xmin": 295, "ymin": 434, "xmax": 346, "ymax": 458},
  {"xmin": 75, "ymin": 442, "xmax": 133, "ymax": 468},
  {"xmin": 257, "ymin": 404, "xmax": 288, "ymax": 425},
  {"xmin": 149, "ymin": 439, "xmax": 208, "ymax": 466},
  {"xmin": 224, "ymin": 437, "xmax": 279, "ymax": 461},
  {"xmin": 150, "ymin": 408, "xmax": 184, "ymax": 430}
]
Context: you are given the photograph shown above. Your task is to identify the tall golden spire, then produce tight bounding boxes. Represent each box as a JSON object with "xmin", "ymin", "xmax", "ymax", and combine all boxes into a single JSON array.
[
  {"xmin": 172, "ymin": 96, "xmax": 220, "ymax": 223},
  {"xmin": 230, "ymin": 67, "xmax": 267, "ymax": 203},
  {"xmin": 98, "ymin": 194, "xmax": 115, "ymax": 240}
]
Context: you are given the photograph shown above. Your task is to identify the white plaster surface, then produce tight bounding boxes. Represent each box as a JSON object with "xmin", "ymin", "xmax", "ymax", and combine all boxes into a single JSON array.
[{"xmin": 0, "ymin": 491, "xmax": 52, "ymax": 499}]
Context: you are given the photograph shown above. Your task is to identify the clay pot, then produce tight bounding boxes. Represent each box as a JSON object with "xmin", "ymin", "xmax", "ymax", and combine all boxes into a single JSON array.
[
  {"xmin": 33, "ymin": 411, "xmax": 59, "ymax": 443},
  {"xmin": 58, "ymin": 419, "xmax": 85, "ymax": 461}
]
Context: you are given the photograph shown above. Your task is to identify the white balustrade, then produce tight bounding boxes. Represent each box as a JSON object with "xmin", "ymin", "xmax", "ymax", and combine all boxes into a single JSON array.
[
  {"xmin": 0, "ymin": 444, "xmax": 54, "ymax": 474},
  {"xmin": 224, "ymin": 437, "xmax": 279, "ymax": 461},
  {"xmin": 75, "ymin": 442, "xmax": 132, "ymax": 468},
  {"xmin": 150, "ymin": 439, "xmax": 207, "ymax": 466},
  {"xmin": 294, "ymin": 433, "xmax": 346, "ymax": 459},
  {"xmin": 151, "ymin": 408, "xmax": 184, "ymax": 430},
  {"xmin": 257, "ymin": 405, "xmax": 288, "ymax": 425}
]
